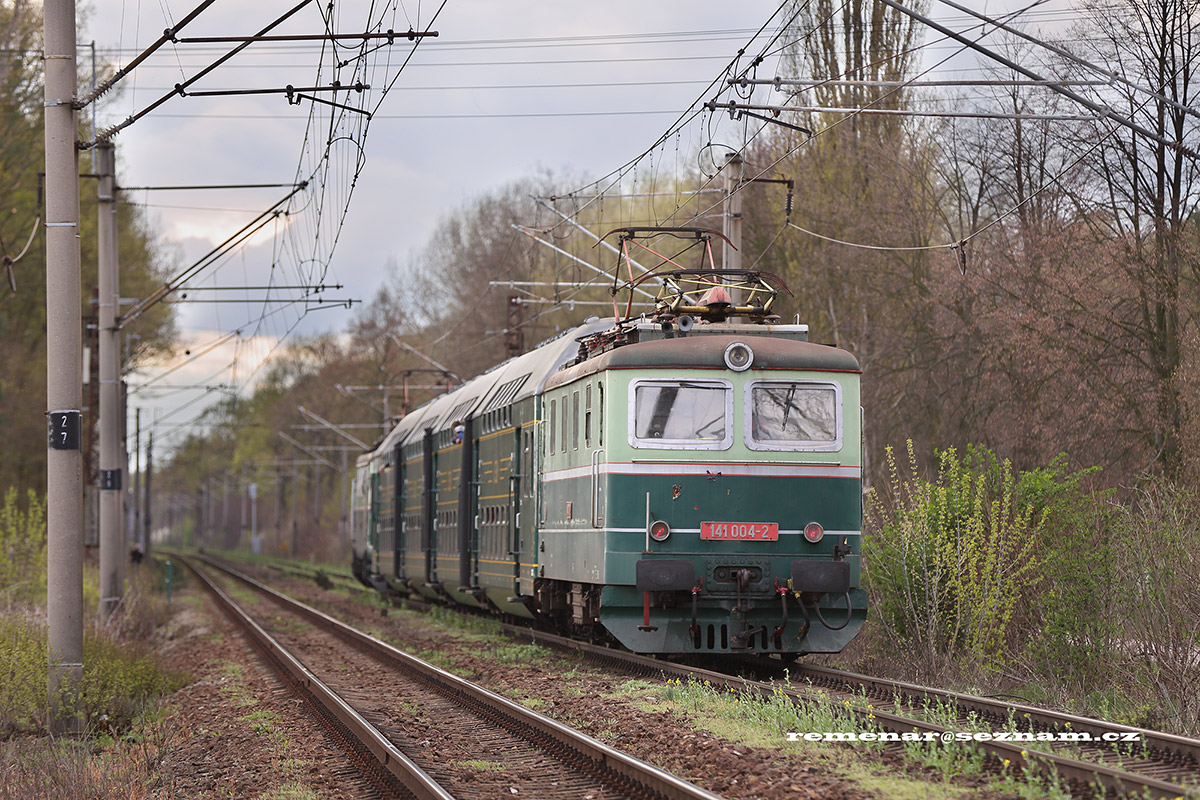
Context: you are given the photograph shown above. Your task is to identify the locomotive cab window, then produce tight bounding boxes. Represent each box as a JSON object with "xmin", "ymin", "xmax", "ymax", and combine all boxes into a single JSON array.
[
  {"xmin": 629, "ymin": 379, "xmax": 733, "ymax": 450},
  {"xmin": 745, "ymin": 380, "xmax": 842, "ymax": 452}
]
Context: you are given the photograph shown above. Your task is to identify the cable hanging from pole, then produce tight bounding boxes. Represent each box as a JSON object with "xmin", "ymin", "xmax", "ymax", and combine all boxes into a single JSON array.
[{"xmin": 120, "ymin": 184, "xmax": 307, "ymax": 329}]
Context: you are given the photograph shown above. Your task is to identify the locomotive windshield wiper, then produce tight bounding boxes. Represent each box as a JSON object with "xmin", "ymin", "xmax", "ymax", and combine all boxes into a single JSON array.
[{"xmin": 782, "ymin": 384, "xmax": 797, "ymax": 431}]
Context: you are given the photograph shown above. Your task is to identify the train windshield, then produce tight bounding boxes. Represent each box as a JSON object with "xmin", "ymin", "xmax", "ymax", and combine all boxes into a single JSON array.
[
  {"xmin": 632, "ymin": 380, "xmax": 731, "ymax": 447},
  {"xmin": 748, "ymin": 381, "xmax": 840, "ymax": 450}
]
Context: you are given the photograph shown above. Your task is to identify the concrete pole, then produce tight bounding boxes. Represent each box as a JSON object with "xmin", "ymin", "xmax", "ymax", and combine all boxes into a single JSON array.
[
  {"xmin": 143, "ymin": 433, "xmax": 153, "ymax": 560},
  {"xmin": 721, "ymin": 153, "xmax": 744, "ymax": 308},
  {"xmin": 133, "ymin": 408, "xmax": 141, "ymax": 551},
  {"xmin": 292, "ymin": 471, "xmax": 299, "ymax": 556},
  {"xmin": 97, "ymin": 142, "xmax": 122, "ymax": 621},
  {"xmin": 312, "ymin": 462, "xmax": 320, "ymax": 532},
  {"xmin": 239, "ymin": 471, "xmax": 247, "ymax": 542},
  {"xmin": 120, "ymin": 378, "xmax": 129, "ymax": 587},
  {"xmin": 340, "ymin": 448, "xmax": 349, "ymax": 546},
  {"xmin": 250, "ymin": 482, "xmax": 258, "ymax": 550},
  {"xmin": 274, "ymin": 465, "xmax": 281, "ymax": 553},
  {"xmin": 44, "ymin": 0, "xmax": 84, "ymax": 729},
  {"xmin": 212, "ymin": 477, "xmax": 218, "ymax": 541}
]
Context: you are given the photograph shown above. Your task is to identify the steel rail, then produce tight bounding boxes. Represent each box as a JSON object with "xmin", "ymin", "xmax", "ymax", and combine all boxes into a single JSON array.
[
  {"xmin": 211, "ymin": 552, "xmax": 1200, "ymax": 798},
  {"xmin": 180, "ymin": 556, "xmax": 454, "ymax": 800},
  {"xmin": 196, "ymin": 555, "xmax": 728, "ymax": 800},
  {"xmin": 496, "ymin": 626, "xmax": 1199, "ymax": 799}
]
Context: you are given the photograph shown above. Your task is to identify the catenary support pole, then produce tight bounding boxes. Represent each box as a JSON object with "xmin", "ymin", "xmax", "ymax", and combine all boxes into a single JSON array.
[
  {"xmin": 44, "ymin": 0, "xmax": 84, "ymax": 730},
  {"xmin": 274, "ymin": 464, "xmax": 281, "ymax": 553},
  {"xmin": 340, "ymin": 448, "xmax": 348, "ymax": 546},
  {"xmin": 312, "ymin": 462, "xmax": 319, "ymax": 535},
  {"xmin": 133, "ymin": 408, "xmax": 141, "ymax": 551},
  {"xmin": 144, "ymin": 433, "xmax": 153, "ymax": 559},
  {"xmin": 97, "ymin": 142, "xmax": 122, "ymax": 622},
  {"xmin": 240, "ymin": 471, "xmax": 247, "ymax": 544},
  {"xmin": 120, "ymin": 378, "xmax": 129, "ymax": 587},
  {"xmin": 250, "ymin": 481, "xmax": 258, "ymax": 551},
  {"xmin": 292, "ymin": 469, "xmax": 299, "ymax": 556}
]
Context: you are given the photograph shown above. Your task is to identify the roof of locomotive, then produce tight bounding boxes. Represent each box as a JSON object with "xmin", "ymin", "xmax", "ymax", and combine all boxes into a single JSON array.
[
  {"xmin": 544, "ymin": 329, "xmax": 860, "ymax": 390},
  {"xmin": 371, "ymin": 317, "xmax": 610, "ymax": 458}
]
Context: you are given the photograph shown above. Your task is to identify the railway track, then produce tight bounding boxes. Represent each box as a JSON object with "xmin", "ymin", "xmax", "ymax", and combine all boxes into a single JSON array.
[
  {"xmin": 197, "ymin": 551, "xmax": 1200, "ymax": 798},
  {"xmin": 184, "ymin": 554, "xmax": 726, "ymax": 800},
  {"xmin": 498, "ymin": 625, "xmax": 1200, "ymax": 799}
]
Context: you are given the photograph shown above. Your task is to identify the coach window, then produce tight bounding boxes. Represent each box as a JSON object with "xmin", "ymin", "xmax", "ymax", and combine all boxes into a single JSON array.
[
  {"xmin": 629, "ymin": 379, "xmax": 732, "ymax": 450},
  {"xmin": 598, "ymin": 382, "xmax": 603, "ymax": 446},
  {"xmin": 561, "ymin": 393, "xmax": 569, "ymax": 454},
  {"xmin": 745, "ymin": 380, "xmax": 842, "ymax": 452},
  {"xmin": 549, "ymin": 399, "xmax": 557, "ymax": 454},
  {"xmin": 584, "ymin": 384, "xmax": 592, "ymax": 448},
  {"xmin": 572, "ymin": 390, "xmax": 580, "ymax": 451}
]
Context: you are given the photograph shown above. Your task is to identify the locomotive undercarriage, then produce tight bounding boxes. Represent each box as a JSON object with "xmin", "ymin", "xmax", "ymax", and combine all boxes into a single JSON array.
[{"xmin": 355, "ymin": 545, "xmax": 860, "ymax": 654}]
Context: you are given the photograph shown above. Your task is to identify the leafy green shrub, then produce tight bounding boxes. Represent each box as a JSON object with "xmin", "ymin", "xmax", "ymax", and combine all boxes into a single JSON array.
[
  {"xmin": 0, "ymin": 616, "xmax": 185, "ymax": 736},
  {"xmin": 0, "ymin": 615, "xmax": 46, "ymax": 734},
  {"xmin": 1022, "ymin": 465, "xmax": 1120, "ymax": 695},
  {"xmin": 864, "ymin": 443, "xmax": 1044, "ymax": 677},
  {"xmin": 0, "ymin": 487, "xmax": 46, "ymax": 604}
]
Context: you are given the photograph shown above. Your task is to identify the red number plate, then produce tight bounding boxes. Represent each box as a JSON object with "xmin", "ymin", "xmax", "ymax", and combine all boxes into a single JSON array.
[{"xmin": 700, "ymin": 522, "xmax": 779, "ymax": 541}]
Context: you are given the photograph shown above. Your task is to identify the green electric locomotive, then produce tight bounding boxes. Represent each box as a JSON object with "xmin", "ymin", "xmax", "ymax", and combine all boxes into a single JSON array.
[{"xmin": 351, "ymin": 252, "xmax": 866, "ymax": 656}]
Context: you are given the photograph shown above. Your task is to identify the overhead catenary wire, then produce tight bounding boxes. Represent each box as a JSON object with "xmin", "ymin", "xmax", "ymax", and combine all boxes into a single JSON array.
[
  {"xmin": 76, "ymin": 0, "xmax": 220, "ymax": 107},
  {"xmin": 665, "ymin": 0, "xmax": 1056, "ymax": 246},
  {"xmin": 121, "ymin": 184, "xmax": 307, "ymax": 329},
  {"xmin": 543, "ymin": 0, "xmax": 808, "ymax": 233},
  {"xmin": 710, "ymin": 100, "xmax": 1109, "ymax": 122},
  {"xmin": 535, "ymin": 0, "xmax": 1034, "ymax": 285},
  {"xmin": 877, "ymin": 0, "xmax": 1198, "ymax": 158},
  {"xmin": 444, "ymin": 2, "xmax": 832, "ymax": 346},
  {"xmin": 735, "ymin": 77, "xmax": 1113, "ymax": 88},
  {"xmin": 110, "ymin": 1, "xmax": 1132, "ymax": 443},
  {"xmin": 554, "ymin": 0, "xmax": 942, "ymax": 238},
  {"xmin": 785, "ymin": 60, "xmax": 1185, "ymax": 258},
  {"xmin": 932, "ymin": 0, "xmax": 1200, "ymax": 122},
  {"xmin": 786, "ymin": 221, "xmax": 960, "ymax": 252},
  {"xmin": 57, "ymin": 8, "xmax": 1120, "ymax": 62},
  {"xmin": 132, "ymin": 331, "xmax": 241, "ymax": 393},
  {"xmin": 82, "ymin": 0, "xmax": 316, "ymax": 148},
  {"xmin": 91, "ymin": 2, "xmax": 440, "ymax": 446}
]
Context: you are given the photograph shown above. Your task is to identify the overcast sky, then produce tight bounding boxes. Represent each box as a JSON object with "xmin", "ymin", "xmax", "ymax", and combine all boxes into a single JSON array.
[{"xmin": 78, "ymin": 0, "xmax": 1079, "ymax": 453}]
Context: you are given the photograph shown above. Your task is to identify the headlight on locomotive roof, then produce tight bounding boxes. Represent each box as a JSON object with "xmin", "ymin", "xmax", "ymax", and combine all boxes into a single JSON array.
[
  {"xmin": 723, "ymin": 341, "xmax": 754, "ymax": 372},
  {"xmin": 804, "ymin": 522, "xmax": 824, "ymax": 543}
]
